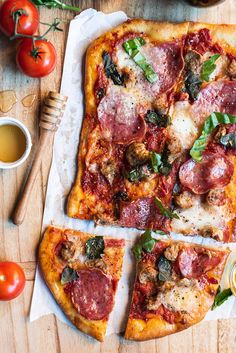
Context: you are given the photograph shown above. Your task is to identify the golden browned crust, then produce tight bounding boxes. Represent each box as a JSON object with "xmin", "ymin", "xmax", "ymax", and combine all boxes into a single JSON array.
[
  {"xmin": 39, "ymin": 226, "xmax": 124, "ymax": 342},
  {"xmin": 125, "ymin": 241, "xmax": 230, "ymax": 341}
]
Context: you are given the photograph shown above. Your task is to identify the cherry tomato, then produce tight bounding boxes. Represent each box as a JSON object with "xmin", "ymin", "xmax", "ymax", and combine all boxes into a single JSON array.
[
  {"xmin": 0, "ymin": 261, "xmax": 26, "ymax": 301},
  {"xmin": 0, "ymin": 0, "xmax": 39, "ymax": 37},
  {"xmin": 16, "ymin": 38, "xmax": 57, "ymax": 78}
]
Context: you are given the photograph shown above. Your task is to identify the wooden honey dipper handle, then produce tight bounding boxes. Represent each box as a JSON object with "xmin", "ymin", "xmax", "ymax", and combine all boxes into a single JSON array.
[{"xmin": 12, "ymin": 91, "xmax": 68, "ymax": 226}]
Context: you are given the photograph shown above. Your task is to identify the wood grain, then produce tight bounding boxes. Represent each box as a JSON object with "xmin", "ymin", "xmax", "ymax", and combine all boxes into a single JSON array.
[{"xmin": 0, "ymin": 0, "xmax": 236, "ymax": 352}]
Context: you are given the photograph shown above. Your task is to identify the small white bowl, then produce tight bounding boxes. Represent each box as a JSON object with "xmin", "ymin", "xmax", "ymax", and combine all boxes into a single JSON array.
[{"xmin": 0, "ymin": 117, "xmax": 32, "ymax": 170}]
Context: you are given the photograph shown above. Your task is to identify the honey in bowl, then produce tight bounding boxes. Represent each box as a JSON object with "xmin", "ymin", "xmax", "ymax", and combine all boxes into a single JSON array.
[{"xmin": 0, "ymin": 124, "xmax": 27, "ymax": 163}]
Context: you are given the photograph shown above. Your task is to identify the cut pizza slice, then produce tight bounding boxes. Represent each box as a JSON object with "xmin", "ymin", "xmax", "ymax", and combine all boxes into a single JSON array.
[
  {"xmin": 125, "ymin": 231, "xmax": 230, "ymax": 341},
  {"xmin": 39, "ymin": 226, "xmax": 125, "ymax": 341}
]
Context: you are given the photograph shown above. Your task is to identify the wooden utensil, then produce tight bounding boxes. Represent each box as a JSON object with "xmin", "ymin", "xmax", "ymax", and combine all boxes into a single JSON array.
[{"xmin": 12, "ymin": 91, "xmax": 68, "ymax": 226}]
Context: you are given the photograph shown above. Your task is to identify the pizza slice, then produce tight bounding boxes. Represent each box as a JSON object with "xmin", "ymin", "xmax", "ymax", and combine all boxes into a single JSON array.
[
  {"xmin": 169, "ymin": 22, "xmax": 236, "ymax": 242},
  {"xmin": 125, "ymin": 231, "xmax": 230, "ymax": 341},
  {"xmin": 67, "ymin": 19, "xmax": 189, "ymax": 231},
  {"xmin": 39, "ymin": 226, "xmax": 125, "ymax": 341}
]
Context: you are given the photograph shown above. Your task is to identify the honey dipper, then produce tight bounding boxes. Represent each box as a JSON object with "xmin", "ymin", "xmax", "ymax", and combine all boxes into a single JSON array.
[{"xmin": 12, "ymin": 91, "xmax": 68, "ymax": 226}]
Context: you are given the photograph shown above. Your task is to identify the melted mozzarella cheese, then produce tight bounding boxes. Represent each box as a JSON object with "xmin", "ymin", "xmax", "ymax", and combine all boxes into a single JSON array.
[
  {"xmin": 172, "ymin": 199, "xmax": 230, "ymax": 240},
  {"xmin": 169, "ymin": 101, "xmax": 199, "ymax": 150},
  {"xmin": 159, "ymin": 286, "xmax": 200, "ymax": 313}
]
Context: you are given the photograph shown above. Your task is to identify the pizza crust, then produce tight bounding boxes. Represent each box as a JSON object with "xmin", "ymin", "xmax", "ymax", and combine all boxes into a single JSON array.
[{"xmin": 39, "ymin": 226, "xmax": 124, "ymax": 341}]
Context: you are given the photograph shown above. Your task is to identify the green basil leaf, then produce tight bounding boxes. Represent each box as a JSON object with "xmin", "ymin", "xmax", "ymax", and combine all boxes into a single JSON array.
[
  {"xmin": 122, "ymin": 37, "xmax": 146, "ymax": 56},
  {"xmin": 102, "ymin": 51, "xmax": 123, "ymax": 86},
  {"xmin": 185, "ymin": 71, "xmax": 202, "ymax": 101},
  {"xmin": 154, "ymin": 230, "xmax": 167, "ymax": 236},
  {"xmin": 123, "ymin": 38, "xmax": 158, "ymax": 84},
  {"xmin": 211, "ymin": 287, "xmax": 232, "ymax": 310},
  {"xmin": 190, "ymin": 112, "xmax": 236, "ymax": 162},
  {"xmin": 200, "ymin": 54, "xmax": 221, "ymax": 82},
  {"xmin": 61, "ymin": 266, "xmax": 78, "ymax": 285},
  {"xmin": 127, "ymin": 164, "xmax": 152, "ymax": 182},
  {"xmin": 157, "ymin": 256, "xmax": 172, "ymax": 281},
  {"xmin": 132, "ymin": 230, "xmax": 157, "ymax": 260},
  {"xmin": 154, "ymin": 197, "xmax": 180, "ymax": 220},
  {"xmin": 145, "ymin": 110, "xmax": 171, "ymax": 127},
  {"xmin": 150, "ymin": 152, "xmax": 172, "ymax": 176},
  {"xmin": 220, "ymin": 132, "xmax": 236, "ymax": 149},
  {"xmin": 85, "ymin": 236, "xmax": 105, "ymax": 260},
  {"xmin": 150, "ymin": 152, "xmax": 162, "ymax": 173}
]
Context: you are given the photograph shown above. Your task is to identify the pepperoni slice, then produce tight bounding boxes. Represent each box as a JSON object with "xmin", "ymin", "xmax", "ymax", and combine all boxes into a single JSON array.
[
  {"xmin": 146, "ymin": 125, "xmax": 167, "ymax": 153},
  {"xmin": 179, "ymin": 152, "xmax": 234, "ymax": 194},
  {"xmin": 118, "ymin": 197, "xmax": 171, "ymax": 231},
  {"xmin": 177, "ymin": 247, "xmax": 222, "ymax": 279},
  {"xmin": 70, "ymin": 269, "xmax": 114, "ymax": 321},
  {"xmin": 97, "ymin": 86, "xmax": 147, "ymax": 144},
  {"xmin": 192, "ymin": 81, "xmax": 236, "ymax": 126}
]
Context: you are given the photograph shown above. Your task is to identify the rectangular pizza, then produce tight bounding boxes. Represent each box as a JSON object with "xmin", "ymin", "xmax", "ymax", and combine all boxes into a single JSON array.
[{"xmin": 67, "ymin": 19, "xmax": 236, "ymax": 242}]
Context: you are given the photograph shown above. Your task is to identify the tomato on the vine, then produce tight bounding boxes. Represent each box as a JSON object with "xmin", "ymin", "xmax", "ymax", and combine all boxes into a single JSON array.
[
  {"xmin": 16, "ymin": 38, "xmax": 57, "ymax": 77},
  {"xmin": 0, "ymin": 261, "xmax": 26, "ymax": 301},
  {"xmin": 0, "ymin": 0, "xmax": 39, "ymax": 37}
]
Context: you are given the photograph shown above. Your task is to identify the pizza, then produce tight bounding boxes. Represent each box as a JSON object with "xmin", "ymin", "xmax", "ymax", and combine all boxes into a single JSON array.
[
  {"xmin": 125, "ymin": 231, "xmax": 230, "ymax": 341},
  {"xmin": 39, "ymin": 226, "xmax": 125, "ymax": 342},
  {"xmin": 67, "ymin": 19, "xmax": 236, "ymax": 242}
]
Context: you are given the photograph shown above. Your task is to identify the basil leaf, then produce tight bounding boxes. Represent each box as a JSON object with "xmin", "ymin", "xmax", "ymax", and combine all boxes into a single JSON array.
[
  {"xmin": 185, "ymin": 71, "xmax": 202, "ymax": 101},
  {"xmin": 154, "ymin": 197, "xmax": 180, "ymax": 220},
  {"xmin": 190, "ymin": 112, "xmax": 236, "ymax": 162},
  {"xmin": 61, "ymin": 266, "xmax": 78, "ymax": 285},
  {"xmin": 150, "ymin": 152, "xmax": 172, "ymax": 176},
  {"xmin": 85, "ymin": 236, "xmax": 105, "ymax": 260},
  {"xmin": 122, "ymin": 37, "xmax": 146, "ymax": 55},
  {"xmin": 220, "ymin": 132, "xmax": 236, "ymax": 149},
  {"xmin": 200, "ymin": 54, "xmax": 221, "ymax": 82},
  {"xmin": 132, "ymin": 230, "xmax": 157, "ymax": 260},
  {"xmin": 145, "ymin": 110, "xmax": 171, "ymax": 127},
  {"xmin": 127, "ymin": 164, "xmax": 152, "ymax": 182},
  {"xmin": 154, "ymin": 230, "xmax": 167, "ymax": 236},
  {"xmin": 157, "ymin": 256, "xmax": 172, "ymax": 281},
  {"xmin": 102, "ymin": 51, "xmax": 123, "ymax": 86},
  {"xmin": 123, "ymin": 38, "xmax": 158, "ymax": 84},
  {"xmin": 150, "ymin": 152, "xmax": 162, "ymax": 173},
  {"xmin": 212, "ymin": 287, "xmax": 232, "ymax": 310}
]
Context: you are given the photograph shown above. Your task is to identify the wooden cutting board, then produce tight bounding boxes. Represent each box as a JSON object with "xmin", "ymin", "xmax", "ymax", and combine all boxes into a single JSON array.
[{"xmin": 0, "ymin": 0, "xmax": 236, "ymax": 352}]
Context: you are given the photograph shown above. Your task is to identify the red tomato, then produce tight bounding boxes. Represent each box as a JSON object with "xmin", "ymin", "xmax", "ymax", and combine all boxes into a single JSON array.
[
  {"xmin": 16, "ymin": 39, "xmax": 57, "ymax": 78},
  {"xmin": 0, "ymin": 0, "xmax": 39, "ymax": 37},
  {"xmin": 0, "ymin": 261, "xmax": 26, "ymax": 301}
]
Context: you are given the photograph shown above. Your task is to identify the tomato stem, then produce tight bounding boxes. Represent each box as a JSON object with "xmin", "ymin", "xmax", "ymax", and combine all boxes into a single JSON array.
[{"xmin": 10, "ymin": 18, "xmax": 62, "ymax": 41}]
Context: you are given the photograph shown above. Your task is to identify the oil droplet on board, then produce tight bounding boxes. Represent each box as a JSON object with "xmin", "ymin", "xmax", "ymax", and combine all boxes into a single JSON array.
[
  {"xmin": 0, "ymin": 90, "xmax": 17, "ymax": 113},
  {"xmin": 21, "ymin": 94, "xmax": 37, "ymax": 107}
]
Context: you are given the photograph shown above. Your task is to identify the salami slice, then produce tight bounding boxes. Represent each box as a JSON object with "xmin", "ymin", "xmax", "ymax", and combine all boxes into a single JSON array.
[
  {"xmin": 97, "ymin": 86, "xmax": 147, "ymax": 144},
  {"xmin": 118, "ymin": 197, "xmax": 171, "ymax": 231},
  {"xmin": 140, "ymin": 41, "xmax": 184, "ymax": 95},
  {"xmin": 70, "ymin": 269, "xmax": 114, "ymax": 321},
  {"xmin": 179, "ymin": 152, "xmax": 234, "ymax": 194},
  {"xmin": 177, "ymin": 247, "xmax": 222, "ymax": 279},
  {"xmin": 192, "ymin": 81, "xmax": 236, "ymax": 126}
]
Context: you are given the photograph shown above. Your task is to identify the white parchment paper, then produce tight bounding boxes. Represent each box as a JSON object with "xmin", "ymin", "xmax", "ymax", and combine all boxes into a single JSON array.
[{"xmin": 30, "ymin": 9, "xmax": 236, "ymax": 335}]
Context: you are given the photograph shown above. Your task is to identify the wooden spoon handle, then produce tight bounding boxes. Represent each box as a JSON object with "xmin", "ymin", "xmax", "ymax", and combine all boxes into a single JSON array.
[
  {"xmin": 12, "ymin": 91, "xmax": 68, "ymax": 226},
  {"xmin": 12, "ymin": 130, "xmax": 50, "ymax": 225}
]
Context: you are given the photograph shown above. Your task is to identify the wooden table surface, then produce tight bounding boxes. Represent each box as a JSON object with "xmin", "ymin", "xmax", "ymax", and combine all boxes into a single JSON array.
[{"xmin": 1, "ymin": 0, "xmax": 236, "ymax": 352}]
